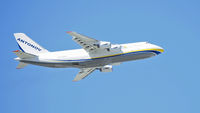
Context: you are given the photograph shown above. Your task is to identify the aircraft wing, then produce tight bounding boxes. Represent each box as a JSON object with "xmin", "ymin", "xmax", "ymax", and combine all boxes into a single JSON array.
[
  {"xmin": 67, "ymin": 31, "xmax": 100, "ymax": 52},
  {"xmin": 73, "ymin": 68, "xmax": 96, "ymax": 81}
]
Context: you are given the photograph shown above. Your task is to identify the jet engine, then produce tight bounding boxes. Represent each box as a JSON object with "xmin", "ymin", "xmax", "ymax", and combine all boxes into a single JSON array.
[
  {"xmin": 100, "ymin": 65, "xmax": 113, "ymax": 72},
  {"xmin": 97, "ymin": 41, "xmax": 111, "ymax": 49},
  {"xmin": 110, "ymin": 44, "xmax": 121, "ymax": 51}
]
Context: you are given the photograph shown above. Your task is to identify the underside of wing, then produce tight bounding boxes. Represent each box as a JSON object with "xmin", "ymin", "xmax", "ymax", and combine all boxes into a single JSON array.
[
  {"xmin": 67, "ymin": 31, "xmax": 118, "ymax": 53},
  {"xmin": 73, "ymin": 68, "xmax": 96, "ymax": 81},
  {"xmin": 67, "ymin": 31, "xmax": 99, "ymax": 52}
]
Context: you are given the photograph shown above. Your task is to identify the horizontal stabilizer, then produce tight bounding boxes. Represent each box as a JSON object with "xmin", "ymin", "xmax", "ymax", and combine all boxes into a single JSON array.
[
  {"xmin": 16, "ymin": 62, "xmax": 28, "ymax": 69},
  {"xmin": 13, "ymin": 50, "xmax": 36, "ymax": 59}
]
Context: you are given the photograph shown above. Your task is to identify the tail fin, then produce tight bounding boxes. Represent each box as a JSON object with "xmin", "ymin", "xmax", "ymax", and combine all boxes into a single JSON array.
[{"xmin": 14, "ymin": 33, "xmax": 49, "ymax": 55}]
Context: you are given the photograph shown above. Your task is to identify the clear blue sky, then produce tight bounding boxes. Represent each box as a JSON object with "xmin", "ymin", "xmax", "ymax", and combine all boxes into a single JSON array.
[{"xmin": 1, "ymin": 0, "xmax": 200, "ymax": 113}]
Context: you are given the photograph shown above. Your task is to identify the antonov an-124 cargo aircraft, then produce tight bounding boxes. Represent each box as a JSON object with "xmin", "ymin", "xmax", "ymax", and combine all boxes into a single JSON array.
[{"xmin": 13, "ymin": 31, "xmax": 164, "ymax": 81}]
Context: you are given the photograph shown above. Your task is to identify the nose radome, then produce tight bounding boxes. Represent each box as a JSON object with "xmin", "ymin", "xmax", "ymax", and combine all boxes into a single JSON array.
[
  {"xmin": 149, "ymin": 43, "xmax": 164, "ymax": 53},
  {"xmin": 155, "ymin": 45, "xmax": 164, "ymax": 53}
]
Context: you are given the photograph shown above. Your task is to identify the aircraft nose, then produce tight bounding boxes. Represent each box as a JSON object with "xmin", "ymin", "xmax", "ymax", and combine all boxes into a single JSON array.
[
  {"xmin": 154, "ymin": 45, "xmax": 164, "ymax": 54},
  {"xmin": 150, "ymin": 44, "xmax": 164, "ymax": 54},
  {"xmin": 157, "ymin": 46, "xmax": 164, "ymax": 53}
]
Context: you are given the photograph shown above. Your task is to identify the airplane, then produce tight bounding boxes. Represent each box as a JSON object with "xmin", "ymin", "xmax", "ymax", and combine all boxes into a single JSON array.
[{"xmin": 13, "ymin": 31, "xmax": 164, "ymax": 81}]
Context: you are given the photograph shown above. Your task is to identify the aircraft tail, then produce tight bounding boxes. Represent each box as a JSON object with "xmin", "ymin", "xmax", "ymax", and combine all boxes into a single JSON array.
[
  {"xmin": 14, "ymin": 33, "xmax": 49, "ymax": 55},
  {"xmin": 13, "ymin": 50, "xmax": 37, "ymax": 69}
]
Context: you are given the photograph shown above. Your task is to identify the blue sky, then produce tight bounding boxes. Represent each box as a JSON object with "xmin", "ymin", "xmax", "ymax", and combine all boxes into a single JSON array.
[{"xmin": 1, "ymin": 0, "xmax": 200, "ymax": 113}]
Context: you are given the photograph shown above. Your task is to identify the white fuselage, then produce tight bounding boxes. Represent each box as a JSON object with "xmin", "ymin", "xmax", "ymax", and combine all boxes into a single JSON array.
[{"xmin": 18, "ymin": 42, "xmax": 164, "ymax": 68}]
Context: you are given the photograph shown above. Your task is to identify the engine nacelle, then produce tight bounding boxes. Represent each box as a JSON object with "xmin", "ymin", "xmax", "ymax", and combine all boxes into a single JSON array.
[
  {"xmin": 100, "ymin": 65, "xmax": 113, "ymax": 72},
  {"xmin": 98, "ymin": 41, "xmax": 111, "ymax": 49},
  {"xmin": 110, "ymin": 44, "xmax": 121, "ymax": 51}
]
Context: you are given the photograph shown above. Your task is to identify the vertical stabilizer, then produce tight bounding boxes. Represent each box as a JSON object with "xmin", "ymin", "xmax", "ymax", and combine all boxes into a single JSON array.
[{"xmin": 14, "ymin": 33, "xmax": 49, "ymax": 55}]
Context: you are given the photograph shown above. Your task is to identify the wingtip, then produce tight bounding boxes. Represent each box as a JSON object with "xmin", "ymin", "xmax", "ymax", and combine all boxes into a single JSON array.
[
  {"xmin": 66, "ymin": 31, "xmax": 72, "ymax": 33},
  {"xmin": 13, "ymin": 50, "xmax": 20, "ymax": 52},
  {"xmin": 16, "ymin": 67, "xmax": 22, "ymax": 69}
]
